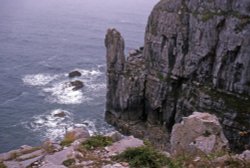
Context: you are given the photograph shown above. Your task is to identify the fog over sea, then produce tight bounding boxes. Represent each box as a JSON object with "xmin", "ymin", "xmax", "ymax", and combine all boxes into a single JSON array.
[{"xmin": 0, "ymin": 0, "xmax": 158, "ymax": 152}]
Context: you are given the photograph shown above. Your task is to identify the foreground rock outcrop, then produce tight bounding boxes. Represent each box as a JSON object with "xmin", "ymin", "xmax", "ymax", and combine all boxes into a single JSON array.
[
  {"xmin": 0, "ymin": 128, "xmax": 143, "ymax": 168},
  {"xmin": 105, "ymin": 0, "xmax": 250, "ymax": 152},
  {"xmin": 1, "ymin": 114, "xmax": 250, "ymax": 168},
  {"xmin": 170, "ymin": 112, "xmax": 228, "ymax": 155}
]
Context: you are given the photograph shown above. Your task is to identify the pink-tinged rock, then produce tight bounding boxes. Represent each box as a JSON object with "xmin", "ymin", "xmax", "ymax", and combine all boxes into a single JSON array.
[
  {"xmin": 17, "ymin": 149, "xmax": 44, "ymax": 161},
  {"xmin": 105, "ymin": 131, "xmax": 124, "ymax": 142},
  {"xmin": 105, "ymin": 136, "xmax": 144, "ymax": 156},
  {"xmin": 236, "ymin": 150, "xmax": 250, "ymax": 162},
  {"xmin": 43, "ymin": 146, "xmax": 74, "ymax": 165},
  {"xmin": 40, "ymin": 162, "xmax": 67, "ymax": 168},
  {"xmin": 170, "ymin": 112, "xmax": 228, "ymax": 155}
]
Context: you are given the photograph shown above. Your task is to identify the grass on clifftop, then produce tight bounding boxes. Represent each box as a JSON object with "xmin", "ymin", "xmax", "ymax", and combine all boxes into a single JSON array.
[
  {"xmin": 0, "ymin": 162, "xmax": 7, "ymax": 168},
  {"xmin": 62, "ymin": 158, "xmax": 76, "ymax": 167},
  {"xmin": 114, "ymin": 145, "xmax": 172, "ymax": 168},
  {"xmin": 81, "ymin": 135, "xmax": 113, "ymax": 150}
]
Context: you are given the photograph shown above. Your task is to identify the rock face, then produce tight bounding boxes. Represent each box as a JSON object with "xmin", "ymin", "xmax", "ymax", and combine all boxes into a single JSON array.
[
  {"xmin": 105, "ymin": 0, "xmax": 250, "ymax": 152},
  {"xmin": 170, "ymin": 112, "xmax": 228, "ymax": 154}
]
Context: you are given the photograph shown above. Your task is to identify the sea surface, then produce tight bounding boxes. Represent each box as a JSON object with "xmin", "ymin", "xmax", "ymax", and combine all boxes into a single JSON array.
[{"xmin": 0, "ymin": 0, "xmax": 158, "ymax": 152}]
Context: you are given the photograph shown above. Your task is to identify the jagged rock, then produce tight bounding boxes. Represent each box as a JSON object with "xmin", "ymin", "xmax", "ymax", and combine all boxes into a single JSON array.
[
  {"xmin": 170, "ymin": 112, "xmax": 228, "ymax": 155},
  {"xmin": 70, "ymin": 80, "xmax": 84, "ymax": 91},
  {"xmin": 68, "ymin": 71, "xmax": 81, "ymax": 78},
  {"xmin": 105, "ymin": 0, "xmax": 250, "ymax": 152}
]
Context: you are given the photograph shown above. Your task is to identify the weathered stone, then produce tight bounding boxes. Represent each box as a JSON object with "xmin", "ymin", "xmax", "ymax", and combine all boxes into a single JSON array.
[
  {"xmin": 40, "ymin": 162, "xmax": 67, "ymax": 168},
  {"xmin": 17, "ymin": 149, "xmax": 44, "ymax": 161},
  {"xmin": 105, "ymin": 131, "xmax": 124, "ymax": 142},
  {"xmin": 102, "ymin": 163, "xmax": 129, "ymax": 168},
  {"xmin": 66, "ymin": 127, "xmax": 90, "ymax": 140},
  {"xmin": 170, "ymin": 112, "xmax": 228, "ymax": 155},
  {"xmin": 105, "ymin": 136, "xmax": 144, "ymax": 156},
  {"xmin": 43, "ymin": 146, "xmax": 74, "ymax": 165},
  {"xmin": 68, "ymin": 71, "xmax": 81, "ymax": 78},
  {"xmin": 42, "ymin": 140, "xmax": 61, "ymax": 153},
  {"xmin": 105, "ymin": 0, "xmax": 250, "ymax": 152},
  {"xmin": 236, "ymin": 150, "xmax": 250, "ymax": 162}
]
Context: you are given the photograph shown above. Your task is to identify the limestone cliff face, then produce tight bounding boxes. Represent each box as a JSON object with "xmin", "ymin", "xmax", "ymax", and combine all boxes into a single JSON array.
[{"xmin": 105, "ymin": 0, "xmax": 250, "ymax": 152}]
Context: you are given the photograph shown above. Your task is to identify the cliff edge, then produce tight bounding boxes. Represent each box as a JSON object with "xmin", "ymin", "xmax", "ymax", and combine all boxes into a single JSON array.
[{"xmin": 105, "ymin": 0, "xmax": 250, "ymax": 152}]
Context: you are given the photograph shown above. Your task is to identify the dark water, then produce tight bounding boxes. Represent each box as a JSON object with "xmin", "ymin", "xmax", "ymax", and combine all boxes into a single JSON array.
[{"xmin": 0, "ymin": 0, "xmax": 158, "ymax": 152}]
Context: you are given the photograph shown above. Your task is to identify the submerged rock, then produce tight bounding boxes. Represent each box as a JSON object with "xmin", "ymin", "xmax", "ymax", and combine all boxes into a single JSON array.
[
  {"xmin": 53, "ymin": 111, "xmax": 66, "ymax": 118},
  {"xmin": 68, "ymin": 71, "xmax": 81, "ymax": 78},
  {"xmin": 70, "ymin": 80, "xmax": 84, "ymax": 91}
]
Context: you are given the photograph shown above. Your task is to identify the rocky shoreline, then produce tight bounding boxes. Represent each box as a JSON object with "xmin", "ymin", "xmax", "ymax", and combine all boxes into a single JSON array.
[{"xmin": 1, "ymin": 112, "xmax": 250, "ymax": 168}]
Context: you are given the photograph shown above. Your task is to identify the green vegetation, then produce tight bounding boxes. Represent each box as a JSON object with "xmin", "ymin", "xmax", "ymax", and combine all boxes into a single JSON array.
[
  {"xmin": 81, "ymin": 135, "xmax": 113, "ymax": 150},
  {"xmin": 114, "ymin": 145, "xmax": 172, "ymax": 168},
  {"xmin": 0, "ymin": 162, "xmax": 7, "ymax": 168},
  {"xmin": 201, "ymin": 12, "xmax": 215, "ymax": 21},
  {"xmin": 62, "ymin": 158, "xmax": 76, "ymax": 167},
  {"xmin": 157, "ymin": 72, "xmax": 164, "ymax": 81}
]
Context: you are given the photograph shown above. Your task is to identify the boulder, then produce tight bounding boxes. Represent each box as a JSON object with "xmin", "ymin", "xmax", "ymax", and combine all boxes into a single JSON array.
[
  {"xmin": 105, "ymin": 131, "xmax": 124, "ymax": 142},
  {"xmin": 66, "ymin": 127, "xmax": 90, "ymax": 141},
  {"xmin": 105, "ymin": 136, "xmax": 144, "ymax": 156},
  {"xmin": 68, "ymin": 71, "xmax": 81, "ymax": 78},
  {"xmin": 70, "ymin": 80, "xmax": 84, "ymax": 91},
  {"xmin": 170, "ymin": 112, "xmax": 228, "ymax": 155}
]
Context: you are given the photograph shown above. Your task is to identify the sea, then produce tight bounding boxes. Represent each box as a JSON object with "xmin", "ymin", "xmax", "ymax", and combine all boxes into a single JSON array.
[{"xmin": 0, "ymin": 0, "xmax": 158, "ymax": 152}]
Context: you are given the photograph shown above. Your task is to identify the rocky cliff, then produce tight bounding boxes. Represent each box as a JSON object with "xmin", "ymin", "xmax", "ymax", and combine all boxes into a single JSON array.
[{"xmin": 105, "ymin": 0, "xmax": 250, "ymax": 152}]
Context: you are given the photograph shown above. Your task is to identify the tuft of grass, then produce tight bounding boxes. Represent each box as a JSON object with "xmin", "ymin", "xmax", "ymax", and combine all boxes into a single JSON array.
[
  {"xmin": 60, "ymin": 132, "xmax": 76, "ymax": 147},
  {"xmin": 81, "ymin": 135, "xmax": 113, "ymax": 150},
  {"xmin": 0, "ymin": 162, "xmax": 7, "ymax": 168},
  {"xmin": 62, "ymin": 158, "xmax": 76, "ymax": 167},
  {"xmin": 114, "ymin": 145, "xmax": 172, "ymax": 168}
]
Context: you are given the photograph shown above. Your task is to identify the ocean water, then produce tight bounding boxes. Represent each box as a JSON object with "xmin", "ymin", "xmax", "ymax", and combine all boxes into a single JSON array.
[{"xmin": 0, "ymin": 0, "xmax": 158, "ymax": 152}]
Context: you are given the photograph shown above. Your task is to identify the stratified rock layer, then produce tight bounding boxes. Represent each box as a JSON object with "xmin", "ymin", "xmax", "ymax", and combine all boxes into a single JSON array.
[{"xmin": 105, "ymin": 0, "xmax": 250, "ymax": 152}]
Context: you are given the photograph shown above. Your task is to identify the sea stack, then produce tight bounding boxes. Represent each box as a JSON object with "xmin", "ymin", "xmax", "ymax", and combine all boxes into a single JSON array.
[{"xmin": 105, "ymin": 0, "xmax": 250, "ymax": 152}]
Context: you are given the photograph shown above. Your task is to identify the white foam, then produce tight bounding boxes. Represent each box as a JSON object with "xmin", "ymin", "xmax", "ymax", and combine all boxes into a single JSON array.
[
  {"xmin": 78, "ymin": 69, "xmax": 102, "ymax": 78},
  {"xmin": 79, "ymin": 120, "xmax": 97, "ymax": 136},
  {"xmin": 43, "ymin": 82, "xmax": 91, "ymax": 104},
  {"xmin": 23, "ymin": 74, "xmax": 59, "ymax": 86},
  {"xmin": 28, "ymin": 109, "xmax": 73, "ymax": 140}
]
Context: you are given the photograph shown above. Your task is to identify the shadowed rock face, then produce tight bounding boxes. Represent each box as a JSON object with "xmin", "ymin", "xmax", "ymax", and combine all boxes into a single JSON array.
[{"xmin": 105, "ymin": 0, "xmax": 250, "ymax": 152}]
